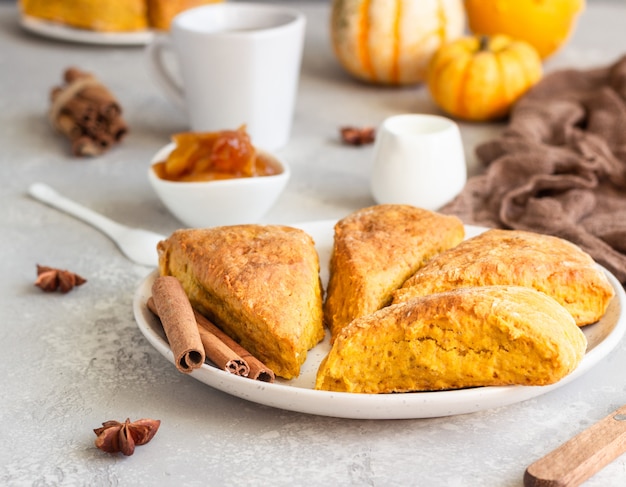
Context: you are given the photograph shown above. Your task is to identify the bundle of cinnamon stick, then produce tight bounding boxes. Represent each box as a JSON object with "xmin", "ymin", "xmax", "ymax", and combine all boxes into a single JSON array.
[
  {"xmin": 49, "ymin": 67, "xmax": 128, "ymax": 157},
  {"xmin": 149, "ymin": 276, "xmax": 275, "ymax": 382}
]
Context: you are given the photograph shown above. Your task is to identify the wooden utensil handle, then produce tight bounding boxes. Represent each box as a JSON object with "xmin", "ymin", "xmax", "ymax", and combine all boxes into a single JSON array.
[{"xmin": 524, "ymin": 404, "xmax": 626, "ymax": 486}]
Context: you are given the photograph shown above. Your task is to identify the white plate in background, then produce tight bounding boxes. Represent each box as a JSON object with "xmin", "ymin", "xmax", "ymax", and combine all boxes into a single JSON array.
[{"xmin": 21, "ymin": 15, "xmax": 153, "ymax": 46}]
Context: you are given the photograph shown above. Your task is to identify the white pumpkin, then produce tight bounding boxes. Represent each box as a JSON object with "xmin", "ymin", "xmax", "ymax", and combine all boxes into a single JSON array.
[{"xmin": 330, "ymin": 0, "xmax": 466, "ymax": 85}]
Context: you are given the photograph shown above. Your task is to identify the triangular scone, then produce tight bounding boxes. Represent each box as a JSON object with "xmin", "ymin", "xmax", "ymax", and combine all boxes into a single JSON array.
[
  {"xmin": 316, "ymin": 286, "xmax": 587, "ymax": 393},
  {"xmin": 157, "ymin": 225, "xmax": 325, "ymax": 379},
  {"xmin": 392, "ymin": 229, "xmax": 615, "ymax": 326},
  {"xmin": 323, "ymin": 205, "xmax": 464, "ymax": 341}
]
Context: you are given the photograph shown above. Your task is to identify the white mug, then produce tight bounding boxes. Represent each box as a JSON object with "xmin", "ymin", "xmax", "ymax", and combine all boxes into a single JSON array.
[
  {"xmin": 146, "ymin": 3, "xmax": 306, "ymax": 150},
  {"xmin": 370, "ymin": 114, "xmax": 467, "ymax": 211}
]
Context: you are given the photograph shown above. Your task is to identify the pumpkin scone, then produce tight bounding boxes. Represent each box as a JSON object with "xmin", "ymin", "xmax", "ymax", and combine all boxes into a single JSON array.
[
  {"xmin": 316, "ymin": 286, "xmax": 587, "ymax": 393},
  {"xmin": 20, "ymin": 0, "xmax": 221, "ymax": 32},
  {"xmin": 21, "ymin": 0, "xmax": 148, "ymax": 31},
  {"xmin": 323, "ymin": 205, "xmax": 464, "ymax": 342},
  {"xmin": 157, "ymin": 225, "xmax": 325, "ymax": 379},
  {"xmin": 392, "ymin": 229, "xmax": 615, "ymax": 326}
]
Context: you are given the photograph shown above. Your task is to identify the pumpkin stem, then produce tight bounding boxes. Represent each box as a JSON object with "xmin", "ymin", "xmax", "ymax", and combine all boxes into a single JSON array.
[{"xmin": 479, "ymin": 35, "xmax": 490, "ymax": 52}]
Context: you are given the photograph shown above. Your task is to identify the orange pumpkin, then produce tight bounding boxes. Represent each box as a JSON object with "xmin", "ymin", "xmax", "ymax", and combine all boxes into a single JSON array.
[
  {"xmin": 427, "ymin": 35, "xmax": 543, "ymax": 122},
  {"xmin": 464, "ymin": 0, "xmax": 585, "ymax": 59},
  {"xmin": 330, "ymin": 0, "xmax": 466, "ymax": 85}
]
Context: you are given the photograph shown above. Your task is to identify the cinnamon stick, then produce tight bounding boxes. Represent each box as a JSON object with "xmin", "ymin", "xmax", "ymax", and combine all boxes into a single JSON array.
[
  {"xmin": 107, "ymin": 117, "xmax": 128, "ymax": 141},
  {"xmin": 193, "ymin": 310, "xmax": 275, "ymax": 383},
  {"xmin": 148, "ymin": 297, "xmax": 250, "ymax": 377},
  {"xmin": 147, "ymin": 295, "xmax": 274, "ymax": 382},
  {"xmin": 56, "ymin": 114, "xmax": 82, "ymax": 139},
  {"xmin": 64, "ymin": 66, "xmax": 89, "ymax": 83},
  {"xmin": 196, "ymin": 326, "xmax": 250, "ymax": 376},
  {"xmin": 150, "ymin": 276, "xmax": 205, "ymax": 373},
  {"xmin": 63, "ymin": 67, "xmax": 121, "ymax": 114},
  {"xmin": 49, "ymin": 67, "xmax": 128, "ymax": 157}
]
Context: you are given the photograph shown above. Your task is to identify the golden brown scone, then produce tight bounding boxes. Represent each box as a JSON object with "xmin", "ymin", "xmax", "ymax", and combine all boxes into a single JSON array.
[
  {"xmin": 20, "ymin": 0, "xmax": 222, "ymax": 31},
  {"xmin": 323, "ymin": 205, "xmax": 464, "ymax": 341},
  {"xmin": 316, "ymin": 286, "xmax": 587, "ymax": 393},
  {"xmin": 157, "ymin": 225, "xmax": 325, "ymax": 379},
  {"xmin": 392, "ymin": 229, "xmax": 615, "ymax": 326},
  {"xmin": 21, "ymin": 0, "xmax": 148, "ymax": 32}
]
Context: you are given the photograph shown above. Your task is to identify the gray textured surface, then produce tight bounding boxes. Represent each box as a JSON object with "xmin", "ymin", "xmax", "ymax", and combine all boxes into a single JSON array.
[{"xmin": 2, "ymin": 2, "xmax": 626, "ymax": 486}]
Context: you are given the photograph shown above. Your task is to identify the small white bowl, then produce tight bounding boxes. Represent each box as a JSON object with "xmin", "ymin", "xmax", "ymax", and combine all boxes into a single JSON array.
[{"xmin": 148, "ymin": 143, "xmax": 290, "ymax": 228}]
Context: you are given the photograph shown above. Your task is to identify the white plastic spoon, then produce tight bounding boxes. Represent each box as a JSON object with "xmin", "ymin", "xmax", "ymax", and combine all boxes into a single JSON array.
[{"xmin": 28, "ymin": 182, "xmax": 164, "ymax": 267}]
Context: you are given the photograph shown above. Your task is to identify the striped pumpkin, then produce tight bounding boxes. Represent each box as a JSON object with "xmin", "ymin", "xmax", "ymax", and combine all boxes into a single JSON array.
[{"xmin": 330, "ymin": 0, "xmax": 466, "ymax": 85}]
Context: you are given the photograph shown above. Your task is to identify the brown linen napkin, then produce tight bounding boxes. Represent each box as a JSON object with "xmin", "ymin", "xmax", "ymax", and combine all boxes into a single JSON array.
[{"xmin": 442, "ymin": 55, "xmax": 626, "ymax": 285}]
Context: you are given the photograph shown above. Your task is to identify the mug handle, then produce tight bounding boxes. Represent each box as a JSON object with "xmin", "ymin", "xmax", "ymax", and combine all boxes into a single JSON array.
[{"xmin": 146, "ymin": 34, "xmax": 186, "ymax": 112}]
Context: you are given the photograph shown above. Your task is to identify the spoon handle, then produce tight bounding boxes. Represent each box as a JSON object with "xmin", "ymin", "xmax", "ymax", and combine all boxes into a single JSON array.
[
  {"xmin": 28, "ymin": 182, "xmax": 127, "ymax": 239},
  {"xmin": 524, "ymin": 404, "xmax": 626, "ymax": 486}
]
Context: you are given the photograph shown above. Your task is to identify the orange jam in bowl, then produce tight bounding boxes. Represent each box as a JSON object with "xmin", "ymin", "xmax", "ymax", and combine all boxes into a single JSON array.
[{"xmin": 153, "ymin": 126, "xmax": 282, "ymax": 182}]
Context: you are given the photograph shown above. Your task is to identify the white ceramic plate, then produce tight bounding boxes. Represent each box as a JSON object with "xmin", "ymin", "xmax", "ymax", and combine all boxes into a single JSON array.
[
  {"xmin": 133, "ymin": 221, "xmax": 626, "ymax": 419},
  {"xmin": 21, "ymin": 15, "xmax": 153, "ymax": 45}
]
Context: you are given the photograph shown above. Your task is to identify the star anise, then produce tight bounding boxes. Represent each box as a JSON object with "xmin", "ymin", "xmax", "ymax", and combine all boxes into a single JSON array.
[
  {"xmin": 94, "ymin": 418, "xmax": 161, "ymax": 456},
  {"xmin": 35, "ymin": 265, "xmax": 86, "ymax": 293},
  {"xmin": 340, "ymin": 126, "xmax": 376, "ymax": 146}
]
